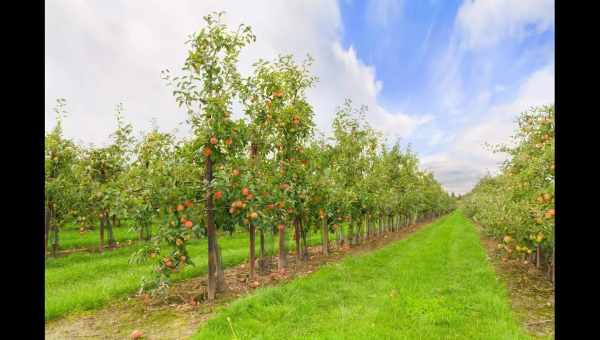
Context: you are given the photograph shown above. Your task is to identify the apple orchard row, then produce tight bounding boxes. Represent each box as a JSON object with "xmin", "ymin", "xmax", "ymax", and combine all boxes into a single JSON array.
[{"xmin": 45, "ymin": 12, "xmax": 456, "ymax": 301}]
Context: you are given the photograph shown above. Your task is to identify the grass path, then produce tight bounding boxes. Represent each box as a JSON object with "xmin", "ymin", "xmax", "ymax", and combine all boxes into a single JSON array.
[
  {"xmin": 53, "ymin": 225, "xmax": 150, "ymax": 251},
  {"xmin": 194, "ymin": 211, "xmax": 529, "ymax": 339}
]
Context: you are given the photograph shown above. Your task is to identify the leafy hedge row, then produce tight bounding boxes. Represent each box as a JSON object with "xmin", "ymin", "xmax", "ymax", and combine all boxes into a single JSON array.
[{"xmin": 461, "ymin": 105, "xmax": 554, "ymax": 280}]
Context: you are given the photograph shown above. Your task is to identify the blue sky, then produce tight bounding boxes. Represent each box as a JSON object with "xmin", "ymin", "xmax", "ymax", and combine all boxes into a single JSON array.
[
  {"xmin": 338, "ymin": 0, "xmax": 554, "ymax": 157},
  {"xmin": 45, "ymin": 0, "xmax": 555, "ymax": 194}
]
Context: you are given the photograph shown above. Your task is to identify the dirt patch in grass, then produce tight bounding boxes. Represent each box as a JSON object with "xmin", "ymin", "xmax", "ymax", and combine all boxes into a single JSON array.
[
  {"xmin": 474, "ymin": 222, "xmax": 555, "ymax": 339},
  {"xmin": 45, "ymin": 218, "xmax": 434, "ymax": 339}
]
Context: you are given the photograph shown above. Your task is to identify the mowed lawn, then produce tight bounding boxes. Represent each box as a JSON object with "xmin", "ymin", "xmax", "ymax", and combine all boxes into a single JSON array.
[
  {"xmin": 45, "ymin": 229, "xmax": 328, "ymax": 321},
  {"xmin": 194, "ymin": 211, "xmax": 529, "ymax": 340},
  {"xmin": 53, "ymin": 224, "xmax": 150, "ymax": 250}
]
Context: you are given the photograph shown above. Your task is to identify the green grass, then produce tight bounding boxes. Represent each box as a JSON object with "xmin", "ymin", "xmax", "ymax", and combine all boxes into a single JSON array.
[
  {"xmin": 54, "ymin": 225, "xmax": 151, "ymax": 250},
  {"xmin": 193, "ymin": 211, "xmax": 529, "ymax": 340},
  {"xmin": 45, "ymin": 229, "xmax": 327, "ymax": 321}
]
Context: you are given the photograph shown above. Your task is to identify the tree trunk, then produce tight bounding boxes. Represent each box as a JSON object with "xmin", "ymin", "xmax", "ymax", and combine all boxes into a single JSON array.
[
  {"xmin": 536, "ymin": 244, "xmax": 541, "ymax": 269},
  {"xmin": 216, "ymin": 242, "xmax": 225, "ymax": 292},
  {"xmin": 205, "ymin": 157, "xmax": 218, "ymax": 301},
  {"xmin": 322, "ymin": 217, "xmax": 329, "ymax": 256},
  {"xmin": 294, "ymin": 217, "xmax": 301, "ymax": 260},
  {"xmin": 112, "ymin": 215, "xmax": 117, "ymax": 229},
  {"xmin": 300, "ymin": 217, "xmax": 308, "ymax": 261},
  {"xmin": 347, "ymin": 220, "xmax": 354, "ymax": 246},
  {"xmin": 52, "ymin": 222, "xmax": 59, "ymax": 257},
  {"xmin": 107, "ymin": 215, "xmax": 115, "ymax": 249},
  {"xmin": 258, "ymin": 228, "xmax": 270, "ymax": 275},
  {"xmin": 356, "ymin": 218, "xmax": 362, "ymax": 244},
  {"xmin": 99, "ymin": 216, "xmax": 105, "ymax": 253},
  {"xmin": 45, "ymin": 206, "xmax": 50, "ymax": 257},
  {"xmin": 356, "ymin": 220, "xmax": 362, "ymax": 244},
  {"xmin": 249, "ymin": 223, "xmax": 256, "ymax": 281},
  {"xmin": 278, "ymin": 224, "xmax": 287, "ymax": 270},
  {"xmin": 551, "ymin": 246, "xmax": 555, "ymax": 285}
]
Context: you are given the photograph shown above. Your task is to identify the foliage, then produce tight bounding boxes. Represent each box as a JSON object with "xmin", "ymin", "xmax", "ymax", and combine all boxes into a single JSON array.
[
  {"xmin": 461, "ymin": 105, "xmax": 555, "ymax": 269},
  {"xmin": 46, "ymin": 11, "xmax": 455, "ymax": 297}
]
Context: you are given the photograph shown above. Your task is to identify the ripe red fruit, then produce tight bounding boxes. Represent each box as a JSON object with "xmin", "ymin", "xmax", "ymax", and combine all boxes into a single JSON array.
[
  {"xmin": 210, "ymin": 136, "xmax": 217, "ymax": 145},
  {"xmin": 184, "ymin": 200, "xmax": 193, "ymax": 208},
  {"xmin": 176, "ymin": 204, "xmax": 184, "ymax": 212},
  {"xmin": 277, "ymin": 224, "xmax": 285, "ymax": 231},
  {"xmin": 202, "ymin": 146, "xmax": 212, "ymax": 158},
  {"xmin": 214, "ymin": 191, "xmax": 223, "ymax": 200},
  {"xmin": 232, "ymin": 168, "xmax": 240, "ymax": 176},
  {"xmin": 225, "ymin": 138, "xmax": 232, "ymax": 146},
  {"xmin": 184, "ymin": 220, "xmax": 193, "ymax": 229},
  {"xmin": 130, "ymin": 329, "xmax": 144, "ymax": 339},
  {"xmin": 246, "ymin": 193, "xmax": 254, "ymax": 200},
  {"xmin": 242, "ymin": 187, "xmax": 250, "ymax": 196},
  {"xmin": 292, "ymin": 116, "xmax": 300, "ymax": 125}
]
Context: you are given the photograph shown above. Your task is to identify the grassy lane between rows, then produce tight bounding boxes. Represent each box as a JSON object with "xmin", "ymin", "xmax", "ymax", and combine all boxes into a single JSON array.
[
  {"xmin": 194, "ymin": 211, "xmax": 529, "ymax": 340},
  {"xmin": 45, "ymin": 229, "xmax": 328, "ymax": 321},
  {"xmin": 54, "ymin": 225, "xmax": 152, "ymax": 250}
]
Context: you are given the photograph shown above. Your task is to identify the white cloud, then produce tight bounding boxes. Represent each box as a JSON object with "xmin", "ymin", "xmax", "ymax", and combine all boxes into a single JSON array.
[
  {"xmin": 366, "ymin": 0, "xmax": 404, "ymax": 28},
  {"xmin": 456, "ymin": 0, "xmax": 554, "ymax": 50},
  {"xmin": 432, "ymin": 0, "xmax": 554, "ymax": 118},
  {"xmin": 427, "ymin": 129, "xmax": 445, "ymax": 147},
  {"xmin": 422, "ymin": 62, "xmax": 554, "ymax": 194},
  {"xmin": 45, "ymin": 0, "xmax": 428, "ymax": 147}
]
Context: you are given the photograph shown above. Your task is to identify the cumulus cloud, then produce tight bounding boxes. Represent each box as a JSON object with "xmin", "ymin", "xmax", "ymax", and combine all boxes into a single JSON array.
[
  {"xmin": 419, "ymin": 0, "xmax": 554, "ymax": 194},
  {"xmin": 422, "ymin": 62, "xmax": 554, "ymax": 194},
  {"xmin": 45, "ymin": 0, "xmax": 429, "ymax": 147},
  {"xmin": 456, "ymin": 0, "xmax": 554, "ymax": 50},
  {"xmin": 365, "ymin": 0, "xmax": 404, "ymax": 28}
]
